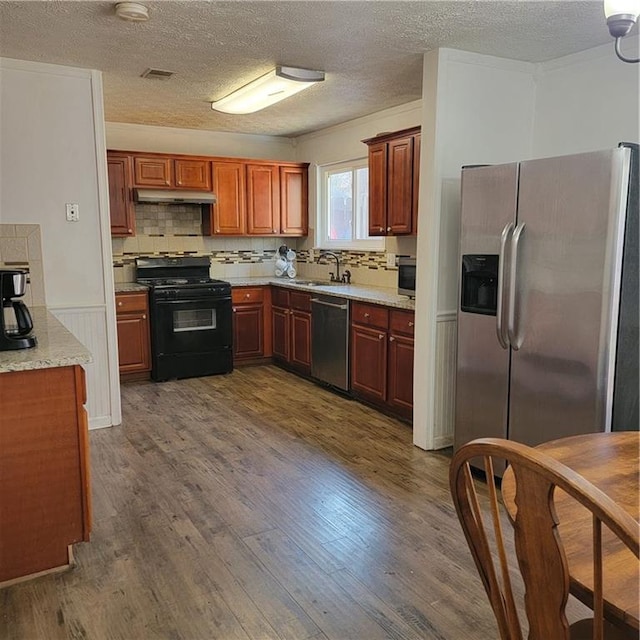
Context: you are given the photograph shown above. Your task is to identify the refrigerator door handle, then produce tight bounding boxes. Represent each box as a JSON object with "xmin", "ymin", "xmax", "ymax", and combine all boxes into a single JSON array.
[
  {"xmin": 508, "ymin": 222, "xmax": 526, "ymax": 350},
  {"xmin": 497, "ymin": 222, "xmax": 514, "ymax": 349}
]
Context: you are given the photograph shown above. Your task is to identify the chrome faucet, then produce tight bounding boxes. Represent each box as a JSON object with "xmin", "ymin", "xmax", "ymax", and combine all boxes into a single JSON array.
[{"xmin": 318, "ymin": 251, "xmax": 342, "ymax": 282}]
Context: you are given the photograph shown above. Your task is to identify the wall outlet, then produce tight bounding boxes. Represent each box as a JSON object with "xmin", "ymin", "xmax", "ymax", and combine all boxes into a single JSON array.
[
  {"xmin": 65, "ymin": 203, "xmax": 80, "ymax": 222},
  {"xmin": 386, "ymin": 252, "xmax": 396, "ymax": 268}
]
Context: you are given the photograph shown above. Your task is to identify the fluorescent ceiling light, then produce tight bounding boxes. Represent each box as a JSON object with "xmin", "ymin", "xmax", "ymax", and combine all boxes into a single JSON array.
[{"xmin": 211, "ymin": 66, "xmax": 325, "ymax": 115}]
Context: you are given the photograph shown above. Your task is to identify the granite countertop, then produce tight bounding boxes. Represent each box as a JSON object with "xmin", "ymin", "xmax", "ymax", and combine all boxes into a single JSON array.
[
  {"xmin": 0, "ymin": 307, "xmax": 92, "ymax": 373},
  {"xmin": 115, "ymin": 282, "xmax": 149, "ymax": 293},
  {"xmin": 225, "ymin": 277, "xmax": 415, "ymax": 311}
]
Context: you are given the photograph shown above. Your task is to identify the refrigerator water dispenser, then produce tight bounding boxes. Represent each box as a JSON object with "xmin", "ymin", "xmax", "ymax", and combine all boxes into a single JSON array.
[{"xmin": 460, "ymin": 255, "xmax": 499, "ymax": 315}]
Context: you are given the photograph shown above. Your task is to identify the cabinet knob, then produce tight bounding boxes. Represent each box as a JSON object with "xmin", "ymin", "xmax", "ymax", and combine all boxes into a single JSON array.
[
  {"xmin": 389, "ymin": 336, "xmax": 395, "ymax": 342},
  {"xmin": 386, "ymin": 226, "xmax": 391, "ymax": 232},
  {"xmin": 245, "ymin": 293, "xmax": 250, "ymax": 299},
  {"xmin": 233, "ymin": 307, "xmax": 237, "ymax": 312},
  {"xmin": 408, "ymin": 321, "xmax": 414, "ymax": 327},
  {"xmin": 117, "ymin": 301, "xmax": 123, "ymax": 306},
  {"xmin": 379, "ymin": 227, "xmax": 384, "ymax": 232},
  {"xmin": 128, "ymin": 228, "xmax": 133, "ymax": 233},
  {"xmin": 142, "ymin": 314, "xmax": 146, "ymax": 320},
  {"xmin": 364, "ymin": 312, "xmax": 370, "ymax": 318},
  {"xmin": 379, "ymin": 334, "xmax": 384, "ymax": 340}
]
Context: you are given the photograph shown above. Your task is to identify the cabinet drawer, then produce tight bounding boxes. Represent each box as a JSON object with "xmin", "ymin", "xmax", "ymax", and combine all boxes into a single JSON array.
[
  {"xmin": 271, "ymin": 287, "xmax": 290, "ymax": 308},
  {"xmin": 351, "ymin": 302, "xmax": 389, "ymax": 330},
  {"xmin": 290, "ymin": 291, "xmax": 311, "ymax": 312},
  {"xmin": 390, "ymin": 309, "xmax": 415, "ymax": 337},
  {"xmin": 232, "ymin": 287, "xmax": 265, "ymax": 305},
  {"xmin": 116, "ymin": 292, "xmax": 148, "ymax": 314}
]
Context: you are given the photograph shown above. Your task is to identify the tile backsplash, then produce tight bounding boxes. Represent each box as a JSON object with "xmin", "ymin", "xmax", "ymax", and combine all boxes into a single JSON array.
[
  {"xmin": 0, "ymin": 224, "xmax": 46, "ymax": 306},
  {"xmin": 112, "ymin": 204, "xmax": 405, "ymax": 288}
]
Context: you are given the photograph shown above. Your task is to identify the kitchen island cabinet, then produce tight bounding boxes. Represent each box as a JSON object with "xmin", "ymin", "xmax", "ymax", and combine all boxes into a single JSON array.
[{"xmin": 0, "ymin": 309, "xmax": 92, "ymax": 586}]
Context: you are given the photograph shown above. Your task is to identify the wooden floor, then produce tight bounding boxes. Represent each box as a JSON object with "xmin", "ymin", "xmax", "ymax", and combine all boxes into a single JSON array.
[{"xmin": 2, "ymin": 366, "xmax": 509, "ymax": 639}]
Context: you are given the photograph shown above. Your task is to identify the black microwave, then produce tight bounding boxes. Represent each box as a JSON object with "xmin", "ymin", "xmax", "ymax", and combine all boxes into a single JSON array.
[{"xmin": 398, "ymin": 257, "xmax": 416, "ymax": 298}]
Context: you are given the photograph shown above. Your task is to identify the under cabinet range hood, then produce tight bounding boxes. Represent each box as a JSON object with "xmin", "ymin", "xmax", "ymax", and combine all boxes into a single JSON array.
[{"xmin": 134, "ymin": 189, "xmax": 217, "ymax": 205}]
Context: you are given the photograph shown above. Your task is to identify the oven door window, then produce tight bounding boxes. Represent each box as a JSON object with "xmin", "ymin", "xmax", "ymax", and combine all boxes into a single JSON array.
[
  {"xmin": 173, "ymin": 308, "xmax": 217, "ymax": 333},
  {"xmin": 153, "ymin": 297, "xmax": 232, "ymax": 353}
]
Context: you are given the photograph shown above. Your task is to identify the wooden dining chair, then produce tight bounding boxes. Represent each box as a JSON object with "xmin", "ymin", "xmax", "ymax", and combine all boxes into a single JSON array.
[{"xmin": 449, "ymin": 438, "xmax": 639, "ymax": 640}]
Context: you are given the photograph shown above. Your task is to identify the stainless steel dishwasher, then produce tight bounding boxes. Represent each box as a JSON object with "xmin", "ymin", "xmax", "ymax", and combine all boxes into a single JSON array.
[{"xmin": 311, "ymin": 294, "xmax": 349, "ymax": 391}]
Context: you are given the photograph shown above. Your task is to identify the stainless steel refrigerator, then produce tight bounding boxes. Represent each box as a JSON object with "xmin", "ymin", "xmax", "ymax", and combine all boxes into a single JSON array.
[{"xmin": 454, "ymin": 144, "xmax": 639, "ymax": 456}]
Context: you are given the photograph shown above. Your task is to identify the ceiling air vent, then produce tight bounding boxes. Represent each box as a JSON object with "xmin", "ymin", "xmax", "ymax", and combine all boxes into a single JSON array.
[{"xmin": 141, "ymin": 68, "xmax": 174, "ymax": 80}]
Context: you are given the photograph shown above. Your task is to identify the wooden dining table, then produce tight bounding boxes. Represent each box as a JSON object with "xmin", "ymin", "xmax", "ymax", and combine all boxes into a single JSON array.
[{"xmin": 501, "ymin": 431, "xmax": 640, "ymax": 633}]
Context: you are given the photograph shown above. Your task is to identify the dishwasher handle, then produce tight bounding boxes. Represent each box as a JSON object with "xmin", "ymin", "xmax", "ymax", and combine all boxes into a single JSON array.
[{"xmin": 311, "ymin": 298, "xmax": 348, "ymax": 310}]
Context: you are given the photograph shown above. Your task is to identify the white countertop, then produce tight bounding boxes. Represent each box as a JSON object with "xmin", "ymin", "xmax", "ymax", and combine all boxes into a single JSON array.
[{"xmin": 0, "ymin": 307, "xmax": 92, "ymax": 373}]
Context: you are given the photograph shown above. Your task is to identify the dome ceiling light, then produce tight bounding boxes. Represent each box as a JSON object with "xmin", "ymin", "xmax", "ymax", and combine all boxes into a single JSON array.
[{"xmin": 114, "ymin": 2, "xmax": 150, "ymax": 22}]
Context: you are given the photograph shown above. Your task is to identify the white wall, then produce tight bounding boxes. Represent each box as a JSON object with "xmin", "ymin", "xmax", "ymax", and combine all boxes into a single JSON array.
[
  {"xmin": 533, "ymin": 37, "xmax": 640, "ymax": 157},
  {"xmin": 0, "ymin": 58, "xmax": 119, "ymax": 429},
  {"xmin": 413, "ymin": 49, "xmax": 536, "ymax": 450},
  {"xmin": 106, "ymin": 122, "xmax": 297, "ymax": 161}
]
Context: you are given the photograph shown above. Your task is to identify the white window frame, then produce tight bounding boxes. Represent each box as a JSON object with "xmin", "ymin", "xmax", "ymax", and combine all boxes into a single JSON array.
[{"xmin": 316, "ymin": 158, "xmax": 385, "ymax": 251}]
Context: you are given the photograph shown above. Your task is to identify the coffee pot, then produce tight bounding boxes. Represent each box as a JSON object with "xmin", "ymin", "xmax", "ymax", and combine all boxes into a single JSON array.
[{"xmin": 0, "ymin": 269, "xmax": 37, "ymax": 350}]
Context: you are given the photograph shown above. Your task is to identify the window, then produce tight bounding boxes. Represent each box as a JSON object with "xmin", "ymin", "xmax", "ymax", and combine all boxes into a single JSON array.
[{"xmin": 317, "ymin": 159, "xmax": 384, "ymax": 250}]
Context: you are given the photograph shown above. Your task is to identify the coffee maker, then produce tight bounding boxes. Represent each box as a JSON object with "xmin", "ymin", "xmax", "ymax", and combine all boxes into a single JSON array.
[{"xmin": 1, "ymin": 269, "xmax": 37, "ymax": 350}]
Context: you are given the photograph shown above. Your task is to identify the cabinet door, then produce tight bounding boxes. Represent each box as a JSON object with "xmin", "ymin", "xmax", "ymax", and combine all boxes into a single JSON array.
[
  {"xmin": 350, "ymin": 324, "xmax": 387, "ymax": 403},
  {"xmin": 247, "ymin": 164, "xmax": 280, "ymax": 235},
  {"xmin": 387, "ymin": 333, "xmax": 414, "ymax": 420},
  {"xmin": 107, "ymin": 154, "xmax": 135, "ymax": 236},
  {"xmin": 411, "ymin": 133, "xmax": 421, "ymax": 236},
  {"xmin": 133, "ymin": 156, "xmax": 172, "ymax": 187},
  {"xmin": 116, "ymin": 313, "xmax": 151, "ymax": 373},
  {"xmin": 290, "ymin": 310, "xmax": 311, "ymax": 372},
  {"xmin": 175, "ymin": 159, "xmax": 212, "ymax": 190},
  {"xmin": 233, "ymin": 304, "xmax": 264, "ymax": 359},
  {"xmin": 280, "ymin": 166, "xmax": 308, "ymax": 236},
  {"xmin": 368, "ymin": 142, "xmax": 387, "ymax": 236},
  {"xmin": 387, "ymin": 135, "xmax": 414, "ymax": 235},
  {"xmin": 211, "ymin": 162, "xmax": 246, "ymax": 235},
  {"xmin": 272, "ymin": 307, "xmax": 290, "ymax": 361}
]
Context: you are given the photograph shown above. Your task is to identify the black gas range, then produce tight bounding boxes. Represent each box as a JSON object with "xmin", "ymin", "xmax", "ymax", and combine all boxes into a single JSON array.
[{"xmin": 136, "ymin": 257, "xmax": 233, "ymax": 381}]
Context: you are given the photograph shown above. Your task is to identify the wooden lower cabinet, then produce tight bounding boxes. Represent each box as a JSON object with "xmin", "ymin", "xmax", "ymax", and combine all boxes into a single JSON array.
[
  {"xmin": 0, "ymin": 365, "xmax": 91, "ymax": 584},
  {"xmin": 272, "ymin": 287, "xmax": 312, "ymax": 375},
  {"xmin": 115, "ymin": 291, "xmax": 151, "ymax": 380},
  {"xmin": 351, "ymin": 302, "xmax": 414, "ymax": 421},
  {"xmin": 232, "ymin": 287, "xmax": 272, "ymax": 363}
]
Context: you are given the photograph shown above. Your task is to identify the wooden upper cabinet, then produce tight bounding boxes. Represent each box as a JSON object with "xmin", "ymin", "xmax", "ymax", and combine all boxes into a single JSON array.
[
  {"xmin": 363, "ymin": 126, "xmax": 420, "ymax": 236},
  {"xmin": 246, "ymin": 164, "xmax": 280, "ymax": 235},
  {"xmin": 132, "ymin": 155, "xmax": 212, "ymax": 190},
  {"xmin": 133, "ymin": 156, "xmax": 173, "ymax": 187},
  {"xmin": 368, "ymin": 142, "xmax": 387, "ymax": 236},
  {"xmin": 387, "ymin": 135, "xmax": 414, "ymax": 234},
  {"xmin": 175, "ymin": 159, "xmax": 212, "ymax": 190},
  {"xmin": 210, "ymin": 162, "xmax": 246, "ymax": 235},
  {"xmin": 280, "ymin": 166, "xmax": 308, "ymax": 236},
  {"xmin": 107, "ymin": 153, "xmax": 135, "ymax": 236}
]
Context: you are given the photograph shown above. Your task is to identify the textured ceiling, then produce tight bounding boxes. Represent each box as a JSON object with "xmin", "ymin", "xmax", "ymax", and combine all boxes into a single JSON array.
[{"xmin": 0, "ymin": 1, "xmax": 617, "ymax": 137}]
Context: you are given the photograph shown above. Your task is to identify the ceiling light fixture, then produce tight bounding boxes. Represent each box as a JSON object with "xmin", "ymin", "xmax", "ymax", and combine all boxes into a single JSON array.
[
  {"xmin": 604, "ymin": 0, "xmax": 640, "ymax": 63},
  {"xmin": 115, "ymin": 2, "xmax": 149, "ymax": 22},
  {"xmin": 211, "ymin": 66, "xmax": 325, "ymax": 115}
]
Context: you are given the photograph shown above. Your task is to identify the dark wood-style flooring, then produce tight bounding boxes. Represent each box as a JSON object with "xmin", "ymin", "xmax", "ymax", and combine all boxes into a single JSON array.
[{"xmin": 0, "ymin": 365, "xmax": 585, "ymax": 639}]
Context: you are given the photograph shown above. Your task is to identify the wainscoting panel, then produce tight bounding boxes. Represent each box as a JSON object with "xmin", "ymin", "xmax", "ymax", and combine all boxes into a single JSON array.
[
  {"xmin": 434, "ymin": 312, "xmax": 457, "ymax": 448},
  {"xmin": 50, "ymin": 306, "xmax": 113, "ymax": 429}
]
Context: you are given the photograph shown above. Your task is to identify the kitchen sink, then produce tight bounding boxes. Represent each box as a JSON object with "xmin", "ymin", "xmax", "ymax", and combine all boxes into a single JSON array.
[{"xmin": 291, "ymin": 280, "xmax": 348, "ymax": 287}]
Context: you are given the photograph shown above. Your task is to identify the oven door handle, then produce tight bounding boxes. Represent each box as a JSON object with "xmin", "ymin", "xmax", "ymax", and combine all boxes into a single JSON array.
[{"xmin": 153, "ymin": 297, "xmax": 231, "ymax": 305}]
